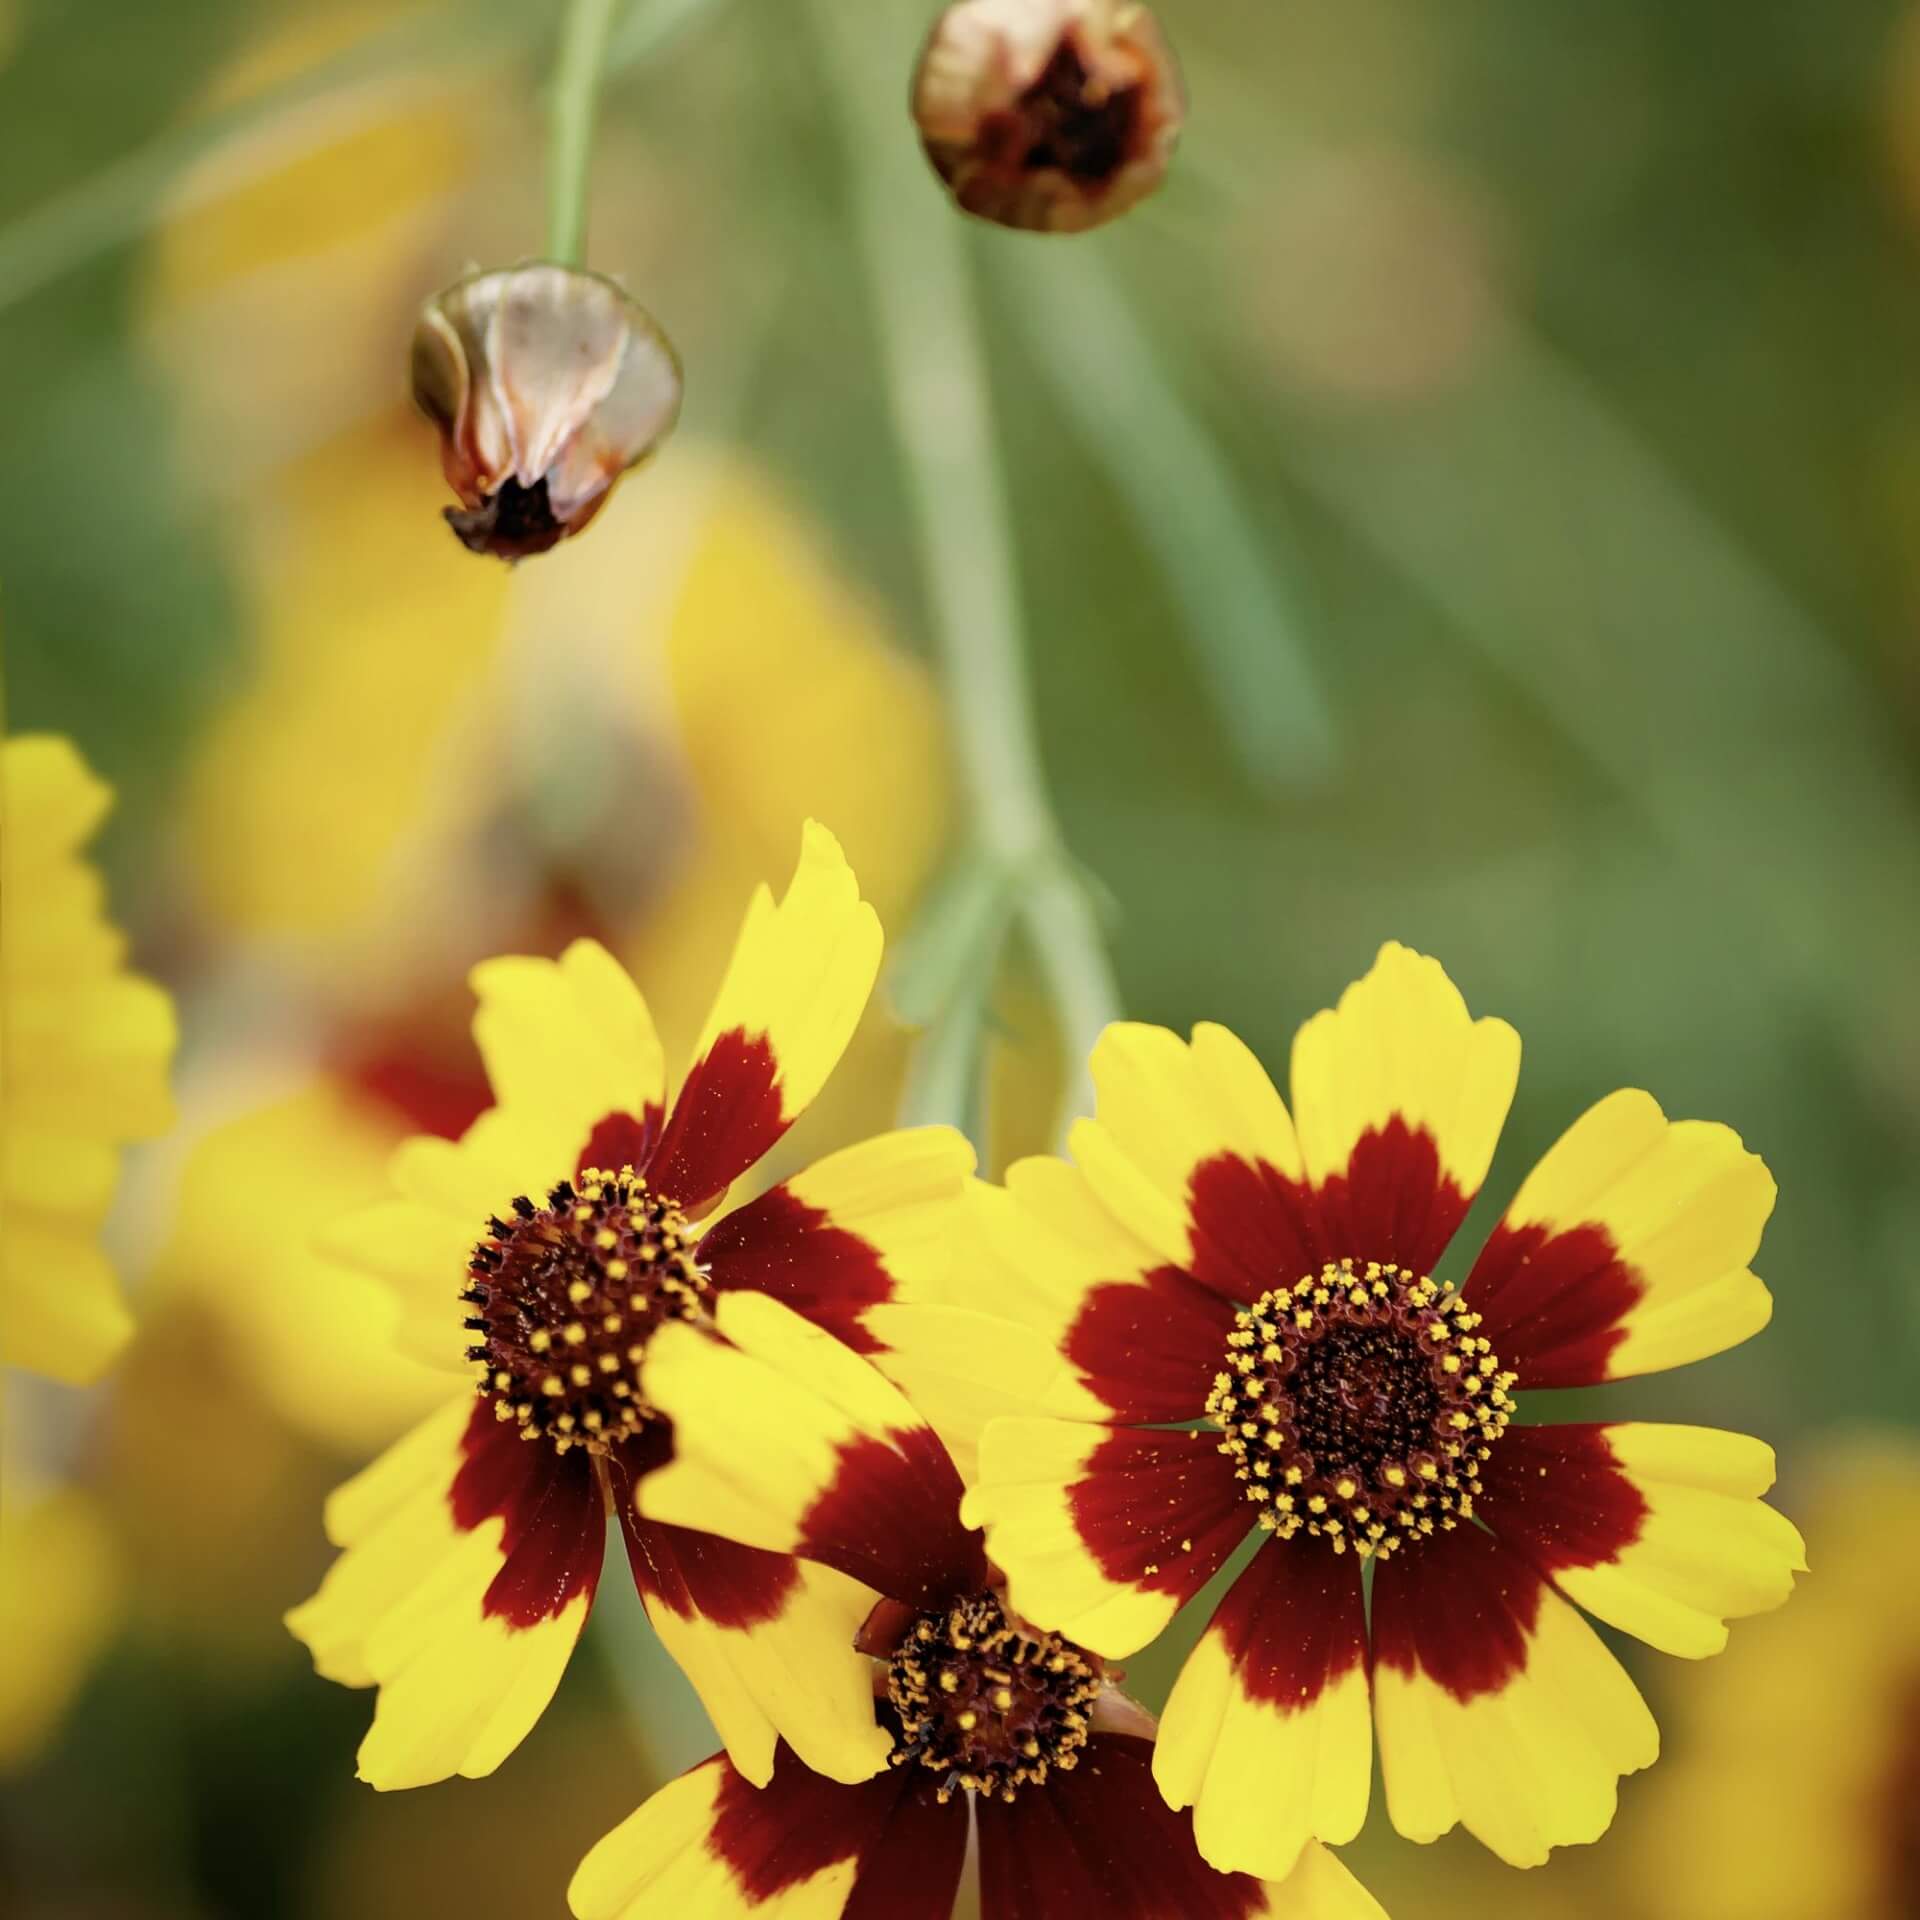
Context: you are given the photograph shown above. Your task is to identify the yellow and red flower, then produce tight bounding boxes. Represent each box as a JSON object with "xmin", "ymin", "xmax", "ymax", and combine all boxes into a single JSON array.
[
  {"xmin": 287, "ymin": 825, "xmax": 972, "ymax": 1793},
  {"xmin": 570, "ymin": 1288, "xmax": 1384, "ymax": 1919},
  {"xmin": 2, "ymin": 734, "xmax": 176, "ymax": 1383},
  {"xmin": 958, "ymin": 943, "xmax": 1807, "ymax": 1877}
]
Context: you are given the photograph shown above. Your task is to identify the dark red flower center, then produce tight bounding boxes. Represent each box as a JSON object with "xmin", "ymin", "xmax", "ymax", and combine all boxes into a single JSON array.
[
  {"xmin": 978, "ymin": 40, "xmax": 1144, "ymax": 187},
  {"xmin": 463, "ymin": 1164, "xmax": 705, "ymax": 1455},
  {"xmin": 1207, "ymin": 1258, "xmax": 1515, "ymax": 1559},
  {"xmin": 885, "ymin": 1592, "xmax": 1100, "ymax": 1803},
  {"xmin": 445, "ymin": 474, "xmax": 566, "ymax": 560}
]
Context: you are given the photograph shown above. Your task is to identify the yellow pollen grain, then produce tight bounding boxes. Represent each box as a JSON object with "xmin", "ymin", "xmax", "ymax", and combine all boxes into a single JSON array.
[
  {"xmin": 596, "ymin": 1229, "xmax": 618, "ymax": 1250},
  {"xmin": 570, "ymin": 1363, "xmax": 592, "ymax": 1387},
  {"xmin": 568, "ymin": 1280, "xmax": 593, "ymax": 1306},
  {"xmin": 606, "ymin": 1258, "xmax": 629, "ymax": 1280},
  {"xmin": 563, "ymin": 1322, "xmax": 587, "ymax": 1346},
  {"xmin": 529, "ymin": 1329, "xmax": 552, "ymax": 1353}
]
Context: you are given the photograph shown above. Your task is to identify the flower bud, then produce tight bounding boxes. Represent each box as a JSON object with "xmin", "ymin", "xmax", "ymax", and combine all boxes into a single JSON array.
[
  {"xmin": 911, "ymin": 0, "xmax": 1183, "ymax": 234},
  {"xmin": 411, "ymin": 264, "xmax": 682, "ymax": 560}
]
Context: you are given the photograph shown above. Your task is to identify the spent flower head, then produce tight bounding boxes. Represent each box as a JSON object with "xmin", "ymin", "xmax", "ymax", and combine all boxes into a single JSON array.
[
  {"xmin": 912, "ymin": 0, "xmax": 1183, "ymax": 233},
  {"xmin": 411, "ymin": 263, "xmax": 682, "ymax": 560}
]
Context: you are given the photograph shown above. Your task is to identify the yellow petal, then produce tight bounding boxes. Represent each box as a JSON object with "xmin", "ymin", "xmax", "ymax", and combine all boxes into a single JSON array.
[
  {"xmin": 638, "ymin": 1292, "xmax": 979, "ymax": 1607},
  {"xmin": 966, "ymin": 1418, "xmax": 1244, "ymax": 1659},
  {"xmin": 569, "ymin": 1758, "xmax": 860, "ymax": 1920},
  {"xmin": 470, "ymin": 939, "xmax": 666, "ymax": 1169},
  {"xmin": 5, "ymin": 1221, "xmax": 133, "ymax": 1383},
  {"xmin": 146, "ymin": 1079, "xmax": 457, "ymax": 1450},
  {"xmin": 695, "ymin": 1124, "xmax": 974, "ymax": 1357},
  {"xmin": 1260, "ymin": 1843, "xmax": 1392, "ymax": 1920},
  {"xmin": 3, "ymin": 735, "xmax": 176, "ymax": 1387},
  {"xmin": 649, "ymin": 822, "xmax": 882, "ymax": 1213},
  {"xmin": 860, "ymin": 1302, "xmax": 1071, "ymax": 1486},
  {"xmin": 286, "ymin": 1398, "xmax": 602, "ymax": 1789},
  {"xmin": 1156, "ymin": 1548, "xmax": 1372, "ymax": 1881},
  {"xmin": 1069, "ymin": 1019, "xmax": 1306, "ymax": 1273},
  {"xmin": 1372, "ymin": 1526, "xmax": 1658, "ymax": 1865},
  {"xmin": 963, "ymin": 1168, "xmax": 1208, "ymax": 1426},
  {"xmin": 627, "ymin": 1528, "xmax": 890, "ymax": 1788},
  {"xmin": 1467, "ymin": 1088, "xmax": 1775, "ymax": 1385},
  {"xmin": 1290, "ymin": 941, "xmax": 1520, "ymax": 1202},
  {"xmin": 0, "ymin": 1486, "xmax": 119, "ymax": 1772},
  {"xmin": 1486, "ymin": 1422, "xmax": 1805, "ymax": 1659}
]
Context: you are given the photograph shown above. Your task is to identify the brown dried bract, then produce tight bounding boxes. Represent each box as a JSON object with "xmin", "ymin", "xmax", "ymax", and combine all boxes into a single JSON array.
[
  {"xmin": 411, "ymin": 264, "xmax": 682, "ymax": 561},
  {"xmin": 912, "ymin": 0, "xmax": 1183, "ymax": 233}
]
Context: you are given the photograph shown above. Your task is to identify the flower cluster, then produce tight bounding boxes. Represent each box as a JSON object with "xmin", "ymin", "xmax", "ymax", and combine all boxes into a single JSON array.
[{"xmin": 272, "ymin": 827, "xmax": 1803, "ymax": 1917}]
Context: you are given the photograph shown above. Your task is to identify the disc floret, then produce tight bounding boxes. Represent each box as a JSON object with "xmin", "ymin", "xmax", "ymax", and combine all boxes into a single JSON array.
[
  {"xmin": 886, "ymin": 1592, "xmax": 1100, "ymax": 1802},
  {"xmin": 462, "ymin": 1164, "xmax": 705, "ymax": 1454},
  {"xmin": 1207, "ymin": 1258, "xmax": 1516, "ymax": 1560}
]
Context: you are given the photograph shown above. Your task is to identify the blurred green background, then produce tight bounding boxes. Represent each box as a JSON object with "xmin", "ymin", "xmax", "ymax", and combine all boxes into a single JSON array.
[{"xmin": 4, "ymin": 0, "xmax": 1919, "ymax": 1914}]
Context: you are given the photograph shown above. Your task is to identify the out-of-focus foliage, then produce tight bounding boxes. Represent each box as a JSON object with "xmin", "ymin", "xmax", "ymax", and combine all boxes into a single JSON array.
[{"xmin": 3, "ymin": 0, "xmax": 1918, "ymax": 1913}]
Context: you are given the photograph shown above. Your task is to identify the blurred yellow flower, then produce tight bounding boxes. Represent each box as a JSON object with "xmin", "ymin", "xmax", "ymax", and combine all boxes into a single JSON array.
[
  {"xmin": 181, "ymin": 411, "xmax": 515, "ymax": 945},
  {"xmin": 1638, "ymin": 1436, "xmax": 1920, "ymax": 1920},
  {"xmin": 145, "ymin": 1079, "xmax": 460, "ymax": 1457},
  {"xmin": 0, "ymin": 1484, "xmax": 119, "ymax": 1771},
  {"xmin": 2, "ymin": 735, "xmax": 176, "ymax": 1382},
  {"xmin": 142, "ymin": 6, "xmax": 490, "ymax": 474},
  {"xmin": 160, "ymin": 438, "xmax": 950, "ymax": 1454}
]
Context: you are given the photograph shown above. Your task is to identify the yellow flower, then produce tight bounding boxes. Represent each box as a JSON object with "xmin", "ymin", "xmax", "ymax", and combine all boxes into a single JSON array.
[
  {"xmin": 1636, "ymin": 1437, "xmax": 1920, "ymax": 1920},
  {"xmin": 575, "ymin": 1291, "xmax": 1385, "ymax": 1918},
  {"xmin": 2, "ymin": 735, "xmax": 175, "ymax": 1381},
  {"xmin": 947, "ymin": 944, "xmax": 1806, "ymax": 1878},
  {"xmin": 0, "ymin": 1483, "xmax": 118, "ymax": 1772},
  {"xmin": 144, "ymin": 1078, "xmax": 460, "ymax": 1457},
  {"xmin": 287, "ymin": 827, "xmax": 973, "ymax": 1797},
  {"xmin": 141, "ymin": 7, "xmax": 487, "ymax": 476}
]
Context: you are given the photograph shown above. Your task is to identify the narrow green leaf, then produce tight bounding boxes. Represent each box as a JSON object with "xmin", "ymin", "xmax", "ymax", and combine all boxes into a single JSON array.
[{"xmin": 996, "ymin": 246, "xmax": 1339, "ymax": 790}]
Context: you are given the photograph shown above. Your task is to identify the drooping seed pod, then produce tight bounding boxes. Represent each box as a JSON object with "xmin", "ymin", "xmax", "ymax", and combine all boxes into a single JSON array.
[
  {"xmin": 911, "ymin": 0, "xmax": 1183, "ymax": 234},
  {"xmin": 410, "ymin": 264, "xmax": 682, "ymax": 561}
]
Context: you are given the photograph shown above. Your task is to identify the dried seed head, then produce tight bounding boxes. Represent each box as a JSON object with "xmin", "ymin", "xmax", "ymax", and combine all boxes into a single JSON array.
[
  {"xmin": 411, "ymin": 264, "xmax": 682, "ymax": 561},
  {"xmin": 911, "ymin": 0, "xmax": 1183, "ymax": 234}
]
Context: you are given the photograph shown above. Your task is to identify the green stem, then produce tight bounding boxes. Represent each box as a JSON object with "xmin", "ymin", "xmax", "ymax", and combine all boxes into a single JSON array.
[
  {"xmin": 547, "ymin": 0, "xmax": 622, "ymax": 266},
  {"xmin": 811, "ymin": 0, "xmax": 1120, "ymax": 1136}
]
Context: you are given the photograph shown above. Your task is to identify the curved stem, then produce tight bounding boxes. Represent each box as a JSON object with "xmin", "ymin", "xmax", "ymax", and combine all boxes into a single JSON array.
[
  {"xmin": 547, "ymin": 0, "xmax": 621, "ymax": 266},
  {"xmin": 811, "ymin": 0, "xmax": 1120, "ymax": 1136}
]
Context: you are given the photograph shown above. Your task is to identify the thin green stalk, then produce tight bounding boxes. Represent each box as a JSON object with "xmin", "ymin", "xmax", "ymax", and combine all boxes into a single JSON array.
[
  {"xmin": 810, "ymin": 0, "xmax": 1120, "ymax": 1136},
  {"xmin": 547, "ymin": 0, "xmax": 622, "ymax": 266}
]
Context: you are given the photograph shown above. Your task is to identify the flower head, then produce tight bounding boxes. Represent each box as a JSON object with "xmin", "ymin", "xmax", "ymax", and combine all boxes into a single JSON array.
[
  {"xmin": 582, "ymin": 1289, "xmax": 1385, "ymax": 1918},
  {"xmin": 912, "ymin": 0, "xmax": 1183, "ymax": 233},
  {"xmin": 956, "ymin": 944, "xmax": 1807, "ymax": 1878},
  {"xmin": 2, "ymin": 736, "xmax": 175, "ymax": 1383},
  {"xmin": 411, "ymin": 264, "xmax": 682, "ymax": 559},
  {"xmin": 286, "ymin": 825, "xmax": 975, "ymax": 1796}
]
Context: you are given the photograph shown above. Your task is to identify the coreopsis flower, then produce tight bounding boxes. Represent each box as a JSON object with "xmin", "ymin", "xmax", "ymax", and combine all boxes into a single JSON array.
[
  {"xmin": 960, "ymin": 944, "xmax": 1807, "ymax": 1877},
  {"xmin": 2, "ymin": 736, "xmax": 175, "ymax": 1381},
  {"xmin": 1634, "ymin": 1439, "xmax": 1920, "ymax": 1920},
  {"xmin": 571, "ymin": 1290, "xmax": 1384, "ymax": 1920},
  {"xmin": 286, "ymin": 825, "xmax": 974, "ymax": 1793},
  {"xmin": 411, "ymin": 264, "xmax": 682, "ymax": 559},
  {"xmin": 913, "ymin": 0, "xmax": 1184, "ymax": 233}
]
